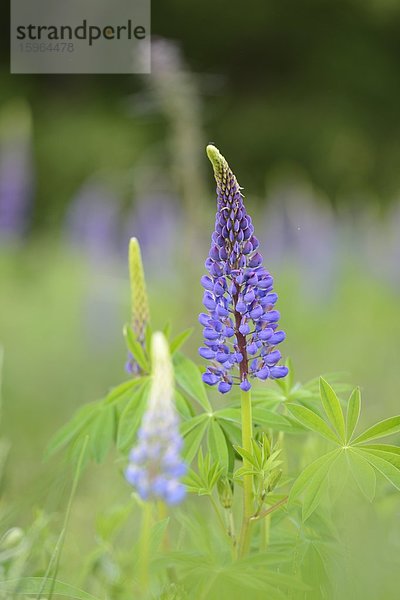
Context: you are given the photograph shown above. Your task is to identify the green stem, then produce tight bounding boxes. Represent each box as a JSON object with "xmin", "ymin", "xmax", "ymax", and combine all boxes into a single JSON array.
[
  {"xmin": 210, "ymin": 495, "xmax": 236, "ymax": 559},
  {"xmin": 210, "ymin": 495, "xmax": 228, "ymax": 533},
  {"xmin": 138, "ymin": 503, "xmax": 152, "ymax": 596},
  {"xmin": 250, "ymin": 496, "xmax": 288, "ymax": 522},
  {"xmin": 259, "ymin": 513, "xmax": 270, "ymax": 552},
  {"xmin": 238, "ymin": 388, "xmax": 253, "ymax": 557}
]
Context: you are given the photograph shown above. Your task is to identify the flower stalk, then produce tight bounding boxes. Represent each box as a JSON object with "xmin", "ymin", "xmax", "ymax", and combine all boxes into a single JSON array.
[{"xmin": 238, "ymin": 388, "xmax": 254, "ymax": 557}]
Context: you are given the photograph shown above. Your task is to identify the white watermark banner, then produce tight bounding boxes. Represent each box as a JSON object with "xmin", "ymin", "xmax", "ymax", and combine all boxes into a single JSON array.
[{"xmin": 10, "ymin": 0, "xmax": 150, "ymax": 73}]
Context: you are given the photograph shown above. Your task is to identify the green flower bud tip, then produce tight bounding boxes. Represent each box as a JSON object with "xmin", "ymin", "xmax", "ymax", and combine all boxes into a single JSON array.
[
  {"xmin": 206, "ymin": 144, "xmax": 231, "ymax": 188},
  {"xmin": 129, "ymin": 237, "xmax": 150, "ymax": 341}
]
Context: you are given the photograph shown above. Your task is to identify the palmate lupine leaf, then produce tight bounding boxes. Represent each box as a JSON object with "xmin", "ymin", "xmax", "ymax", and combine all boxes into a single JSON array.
[
  {"xmin": 301, "ymin": 451, "xmax": 342, "ymax": 521},
  {"xmin": 87, "ymin": 405, "xmax": 116, "ymax": 463},
  {"xmin": 162, "ymin": 551, "xmax": 308, "ymax": 599},
  {"xmin": 174, "ymin": 389, "xmax": 196, "ymax": 419},
  {"xmin": 289, "ymin": 450, "xmax": 341, "ymax": 518},
  {"xmin": 286, "ymin": 403, "xmax": 339, "ymax": 443},
  {"xmin": 169, "ymin": 327, "xmax": 194, "ymax": 355},
  {"xmin": 173, "ymin": 352, "xmax": 212, "ymax": 412},
  {"xmin": 184, "ymin": 450, "xmax": 224, "ymax": 495},
  {"xmin": 215, "ymin": 406, "xmax": 293, "ymax": 432},
  {"xmin": 45, "ymin": 378, "xmax": 144, "ymax": 459},
  {"xmin": 319, "ymin": 378, "xmax": 346, "ymax": 443},
  {"xmin": 346, "ymin": 386, "xmax": 361, "ymax": 442},
  {"xmin": 289, "ymin": 379, "xmax": 400, "ymax": 517},
  {"xmin": 352, "ymin": 415, "xmax": 400, "ymax": 444},
  {"xmin": 116, "ymin": 380, "xmax": 151, "ymax": 451},
  {"xmin": 358, "ymin": 450, "xmax": 400, "ymax": 490},
  {"xmin": 207, "ymin": 419, "xmax": 229, "ymax": 471},
  {"xmin": 181, "ymin": 416, "xmax": 210, "ymax": 464},
  {"xmin": 347, "ymin": 448, "xmax": 376, "ymax": 501}
]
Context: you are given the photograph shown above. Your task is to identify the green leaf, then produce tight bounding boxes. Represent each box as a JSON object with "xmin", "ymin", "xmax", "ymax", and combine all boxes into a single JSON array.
[
  {"xmin": 251, "ymin": 388, "xmax": 285, "ymax": 409},
  {"xmin": 358, "ymin": 447, "xmax": 400, "ymax": 470},
  {"xmin": 286, "ymin": 403, "xmax": 339, "ymax": 443},
  {"xmin": 175, "ymin": 390, "xmax": 195, "ymax": 419},
  {"xmin": 116, "ymin": 382, "xmax": 150, "ymax": 451},
  {"xmin": 182, "ymin": 418, "xmax": 209, "ymax": 464},
  {"xmin": 181, "ymin": 413, "xmax": 210, "ymax": 437},
  {"xmin": 302, "ymin": 451, "xmax": 341, "ymax": 520},
  {"xmin": 0, "ymin": 577, "xmax": 100, "ymax": 599},
  {"xmin": 358, "ymin": 450, "xmax": 400, "ymax": 491},
  {"xmin": 347, "ymin": 449, "xmax": 376, "ymax": 501},
  {"xmin": 289, "ymin": 449, "xmax": 340, "ymax": 505},
  {"xmin": 214, "ymin": 407, "xmax": 241, "ymax": 423},
  {"xmin": 346, "ymin": 387, "xmax": 361, "ymax": 442},
  {"xmin": 234, "ymin": 445, "xmax": 255, "ymax": 466},
  {"xmin": 163, "ymin": 321, "xmax": 172, "ymax": 338},
  {"xmin": 170, "ymin": 328, "xmax": 193, "ymax": 355},
  {"xmin": 184, "ymin": 469, "xmax": 207, "ymax": 494},
  {"xmin": 218, "ymin": 419, "xmax": 242, "ymax": 446},
  {"xmin": 319, "ymin": 378, "xmax": 346, "ymax": 442},
  {"xmin": 150, "ymin": 518, "xmax": 170, "ymax": 553},
  {"xmin": 173, "ymin": 353, "xmax": 212, "ymax": 411},
  {"xmin": 363, "ymin": 444, "xmax": 400, "ymax": 455},
  {"xmin": 45, "ymin": 402, "xmax": 97, "ymax": 458},
  {"xmin": 96, "ymin": 504, "xmax": 132, "ymax": 541},
  {"xmin": 103, "ymin": 378, "xmax": 144, "ymax": 406},
  {"xmin": 88, "ymin": 406, "xmax": 115, "ymax": 462},
  {"xmin": 352, "ymin": 416, "xmax": 400, "ymax": 445},
  {"xmin": 252, "ymin": 407, "xmax": 293, "ymax": 431},
  {"xmin": 124, "ymin": 325, "xmax": 149, "ymax": 372},
  {"xmin": 208, "ymin": 420, "xmax": 229, "ymax": 471}
]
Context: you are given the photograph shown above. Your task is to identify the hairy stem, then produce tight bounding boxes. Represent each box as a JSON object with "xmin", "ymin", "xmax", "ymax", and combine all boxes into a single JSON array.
[{"xmin": 238, "ymin": 388, "xmax": 253, "ymax": 557}]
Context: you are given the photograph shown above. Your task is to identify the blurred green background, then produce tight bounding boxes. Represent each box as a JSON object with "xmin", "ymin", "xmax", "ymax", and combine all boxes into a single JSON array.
[{"xmin": 1, "ymin": 0, "xmax": 400, "ymax": 595}]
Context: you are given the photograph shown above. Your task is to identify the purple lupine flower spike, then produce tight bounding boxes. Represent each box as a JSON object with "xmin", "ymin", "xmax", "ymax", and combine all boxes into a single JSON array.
[
  {"xmin": 199, "ymin": 145, "xmax": 288, "ymax": 393},
  {"xmin": 125, "ymin": 332, "xmax": 186, "ymax": 504}
]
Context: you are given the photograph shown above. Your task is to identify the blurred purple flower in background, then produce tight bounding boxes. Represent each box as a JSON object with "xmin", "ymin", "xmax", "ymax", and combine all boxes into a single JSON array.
[
  {"xmin": 199, "ymin": 145, "xmax": 288, "ymax": 394},
  {"xmin": 65, "ymin": 177, "xmax": 120, "ymax": 260},
  {"xmin": 260, "ymin": 178, "xmax": 338, "ymax": 301},
  {"xmin": 348, "ymin": 200, "xmax": 400, "ymax": 291},
  {"xmin": 0, "ymin": 100, "xmax": 34, "ymax": 242},
  {"xmin": 123, "ymin": 191, "xmax": 181, "ymax": 277},
  {"xmin": 65, "ymin": 176, "xmax": 123, "ymax": 353}
]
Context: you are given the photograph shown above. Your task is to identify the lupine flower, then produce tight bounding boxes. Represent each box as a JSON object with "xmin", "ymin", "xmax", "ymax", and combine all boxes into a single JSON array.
[
  {"xmin": 199, "ymin": 145, "xmax": 288, "ymax": 393},
  {"xmin": 125, "ymin": 332, "xmax": 186, "ymax": 504},
  {"xmin": 125, "ymin": 237, "xmax": 150, "ymax": 375}
]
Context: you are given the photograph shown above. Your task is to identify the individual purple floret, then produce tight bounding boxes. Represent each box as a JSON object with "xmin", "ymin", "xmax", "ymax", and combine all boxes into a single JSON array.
[
  {"xmin": 125, "ymin": 332, "xmax": 186, "ymax": 504},
  {"xmin": 199, "ymin": 145, "xmax": 288, "ymax": 393}
]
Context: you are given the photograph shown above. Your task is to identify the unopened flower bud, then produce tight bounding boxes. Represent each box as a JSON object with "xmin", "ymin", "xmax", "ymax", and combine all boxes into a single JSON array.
[{"xmin": 217, "ymin": 477, "xmax": 233, "ymax": 509}]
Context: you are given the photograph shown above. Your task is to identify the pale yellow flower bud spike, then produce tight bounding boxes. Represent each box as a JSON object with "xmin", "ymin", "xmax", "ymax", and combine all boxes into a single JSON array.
[
  {"xmin": 124, "ymin": 238, "xmax": 151, "ymax": 376},
  {"xmin": 129, "ymin": 237, "xmax": 150, "ymax": 343}
]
